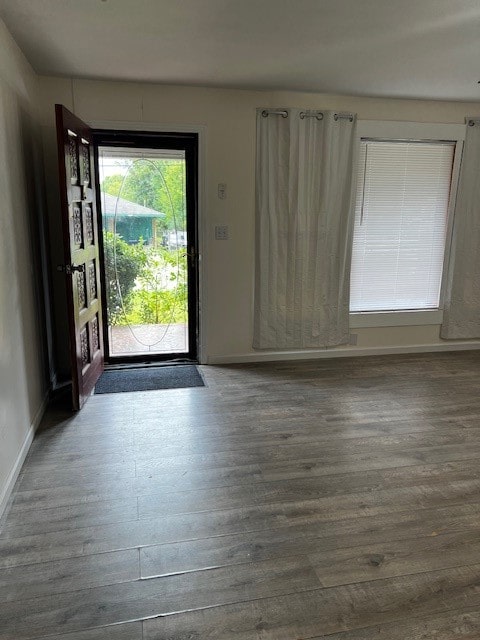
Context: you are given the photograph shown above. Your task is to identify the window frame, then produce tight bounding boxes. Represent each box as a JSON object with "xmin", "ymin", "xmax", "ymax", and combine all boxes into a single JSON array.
[{"xmin": 349, "ymin": 120, "xmax": 465, "ymax": 327}]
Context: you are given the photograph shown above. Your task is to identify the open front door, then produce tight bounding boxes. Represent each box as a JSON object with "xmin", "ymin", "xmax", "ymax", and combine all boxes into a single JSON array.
[{"xmin": 56, "ymin": 105, "xmax": 104, "ymax": 410}]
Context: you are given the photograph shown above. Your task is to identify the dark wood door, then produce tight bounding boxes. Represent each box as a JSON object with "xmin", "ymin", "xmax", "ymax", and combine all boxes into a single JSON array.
[{"xmin": 56, "ymin": 105, "xmax": 104, "ymax": 410}]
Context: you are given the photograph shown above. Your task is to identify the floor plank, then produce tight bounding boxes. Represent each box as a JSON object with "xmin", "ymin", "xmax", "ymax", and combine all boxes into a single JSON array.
[
  {"xmin": 309, "ymin": 609, "xmax": 480, "ymax": 639},
  {"xmin": 0, "ymin": 549, "xmax": 139, "ymax": 603},
  {"xmin": 36, "ymin": 622, "xmax": 143, "ymax": 640},
  {"xmin": 1, "ymin": 498, "xmax": 138, "ymax": 538}
]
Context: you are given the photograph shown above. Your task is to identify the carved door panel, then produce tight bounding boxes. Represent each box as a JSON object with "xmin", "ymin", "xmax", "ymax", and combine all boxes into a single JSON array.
[{"xmin": 56, "ymin": 105, "xmax": 104, "ymax": 410}]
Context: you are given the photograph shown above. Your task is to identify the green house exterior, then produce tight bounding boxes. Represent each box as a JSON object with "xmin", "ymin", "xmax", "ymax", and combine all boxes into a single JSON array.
[{"xmin": 100, "ymin": 192, "xmax": 165, "ymax": 245}]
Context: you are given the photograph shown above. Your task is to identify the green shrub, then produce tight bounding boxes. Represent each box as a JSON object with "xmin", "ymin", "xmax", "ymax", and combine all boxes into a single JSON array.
[
  {"xmin": 126, "ymin": 287, "xmax": 187, "ymax": 325},
  {"xmin": 103, "ymin": 231, "xmax": 147, "ymax": 325},
  {"xmin": 103, "ymin": 232, "xmax": 188, "ymax": 327}
]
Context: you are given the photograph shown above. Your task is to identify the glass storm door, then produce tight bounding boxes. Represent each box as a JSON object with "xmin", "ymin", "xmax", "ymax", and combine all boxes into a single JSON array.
[{"xmin": 94, "ymin": 133, "xmax": 198, "ymax": 362}]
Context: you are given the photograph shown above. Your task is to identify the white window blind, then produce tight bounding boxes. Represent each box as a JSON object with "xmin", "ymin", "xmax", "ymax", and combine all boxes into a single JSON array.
[{"xmin": 350, "ymin": 140, "xmax": 455, "ymax": 312}]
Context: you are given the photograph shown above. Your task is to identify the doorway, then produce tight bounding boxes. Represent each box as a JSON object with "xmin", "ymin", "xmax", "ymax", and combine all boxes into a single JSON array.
[{"xmin": 93, "ymin": 131, "xmax": 198, "ymax": 363}]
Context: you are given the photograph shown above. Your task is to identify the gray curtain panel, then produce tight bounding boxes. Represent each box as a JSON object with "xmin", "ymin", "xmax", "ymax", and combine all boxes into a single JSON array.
[
  {"xmin": 254, "ymin": 108, "xmax": 357, "ymax": 349},
  {"xmin": 441, "ymin": 122, "xmax": 480, "ymax": 339}
]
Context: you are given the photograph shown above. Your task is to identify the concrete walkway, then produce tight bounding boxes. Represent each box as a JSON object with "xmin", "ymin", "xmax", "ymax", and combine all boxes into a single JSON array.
[{"xmin": 109, "ymin": 323, "xmax": 188, "ymax": 356}]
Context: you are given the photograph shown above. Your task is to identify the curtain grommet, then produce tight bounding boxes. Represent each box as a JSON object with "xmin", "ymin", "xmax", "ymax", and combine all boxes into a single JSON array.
[{"xmin": 300, "ymin": 111, "xmax": 323, "ymax": 121}]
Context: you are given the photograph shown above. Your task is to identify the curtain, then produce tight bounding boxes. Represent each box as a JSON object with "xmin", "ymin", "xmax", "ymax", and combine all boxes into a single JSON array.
[
  {"xmin": 441, "ymin": 122, "xmax": 480, "ymax": 339},
  {"xmin": 253, "ymin": 108, "xmax": 357, "ymax": 349}
]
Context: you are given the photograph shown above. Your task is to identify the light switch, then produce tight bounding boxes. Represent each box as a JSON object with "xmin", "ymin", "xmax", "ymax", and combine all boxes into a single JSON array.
[{"xmin": 215, "ymin": 225, "xmax": 229, "ymax": 240}]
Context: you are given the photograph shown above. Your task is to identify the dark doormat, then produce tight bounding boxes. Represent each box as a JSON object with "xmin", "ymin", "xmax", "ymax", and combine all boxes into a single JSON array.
[{"xmin": 94, "ymin": 365, "xmax": 205, "ymax": 394}]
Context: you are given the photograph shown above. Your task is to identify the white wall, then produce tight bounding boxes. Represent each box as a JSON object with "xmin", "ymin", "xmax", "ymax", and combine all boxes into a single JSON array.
[
  {"xmin": 0, "ymin": 20, "xmax": 49, "ymax": 516},
  {"xmin": 37, "ymin": 77, "xmax": 480, "ymax": 364}
]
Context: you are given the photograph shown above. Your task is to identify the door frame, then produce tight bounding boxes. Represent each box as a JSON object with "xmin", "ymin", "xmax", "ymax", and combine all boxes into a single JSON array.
[{"xmin": 92, "ymin": 124, "xmax": 203, "ymax": 364}]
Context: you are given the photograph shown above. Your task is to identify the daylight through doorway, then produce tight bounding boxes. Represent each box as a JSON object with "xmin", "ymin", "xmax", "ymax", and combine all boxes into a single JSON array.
[{"xmin": 98, "ymin": 146, "xmax": 190, "ymax": 358}]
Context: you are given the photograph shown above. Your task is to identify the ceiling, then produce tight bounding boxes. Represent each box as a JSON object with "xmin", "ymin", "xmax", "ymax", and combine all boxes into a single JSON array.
[{"xmin": 1, "ymin": 0, "xmax": 480, "ymax": 101}]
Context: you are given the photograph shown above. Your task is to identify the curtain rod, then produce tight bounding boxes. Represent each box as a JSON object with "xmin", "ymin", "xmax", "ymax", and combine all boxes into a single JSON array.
[
  {"xmin": 261, "ymin": 109, "xmax": 354, "ymax": 122},
  {"xmin": 466, "ymin": 117, "xmax": 480, "ymax": 126}
]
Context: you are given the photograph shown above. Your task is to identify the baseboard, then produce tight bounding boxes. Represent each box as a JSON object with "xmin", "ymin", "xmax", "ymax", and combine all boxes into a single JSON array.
[
  {"xmin": 0, "ymin": 392, "xmax": 49, "ymax": 521},
  {"xmin": 206, "ymin": 341, "xmax": 480, "ymax": 364}
]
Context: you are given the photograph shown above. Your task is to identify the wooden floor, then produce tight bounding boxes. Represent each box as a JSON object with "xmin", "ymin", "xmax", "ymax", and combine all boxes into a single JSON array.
[{"xmin": 2, "ymin": 351, "xmax": 480, "ymax": 639}]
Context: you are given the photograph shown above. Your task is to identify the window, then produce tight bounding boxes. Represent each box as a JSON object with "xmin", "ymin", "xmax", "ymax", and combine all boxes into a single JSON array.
[{"xmin": 350, "ymin": 139, "xmax": 455, "ymax": 313}]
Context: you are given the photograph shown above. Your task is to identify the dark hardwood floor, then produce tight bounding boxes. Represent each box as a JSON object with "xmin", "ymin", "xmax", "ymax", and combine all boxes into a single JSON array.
[{"xmin": 1, "ymin": 351, "xmax": 480, "ymax": 639}]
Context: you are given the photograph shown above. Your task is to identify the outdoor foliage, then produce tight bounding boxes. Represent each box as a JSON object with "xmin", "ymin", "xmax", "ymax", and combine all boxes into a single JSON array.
[
  {"xmin": 127, "ymin": 286, "xmax": 187, "ymax": 325},
  {"xmin": 103, "ymin": 232, "xmax": 187, "ymax": 326},
  {"xmin": 103, "ymin": 231, "xmax": 147, "ymax": 325},
  {"xmin": 128, "ymin": 247, "xmax": 187, "ymax": 325}
]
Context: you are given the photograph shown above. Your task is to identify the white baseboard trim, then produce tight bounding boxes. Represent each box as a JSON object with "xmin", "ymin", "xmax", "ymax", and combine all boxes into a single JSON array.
[
  {"xmin": 0, "ymin": 392, "xmax": 49, "ymax": 521},
  {"xmin": 206, "ymin": 341, "xmax": 480, "ymax": 364}
]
